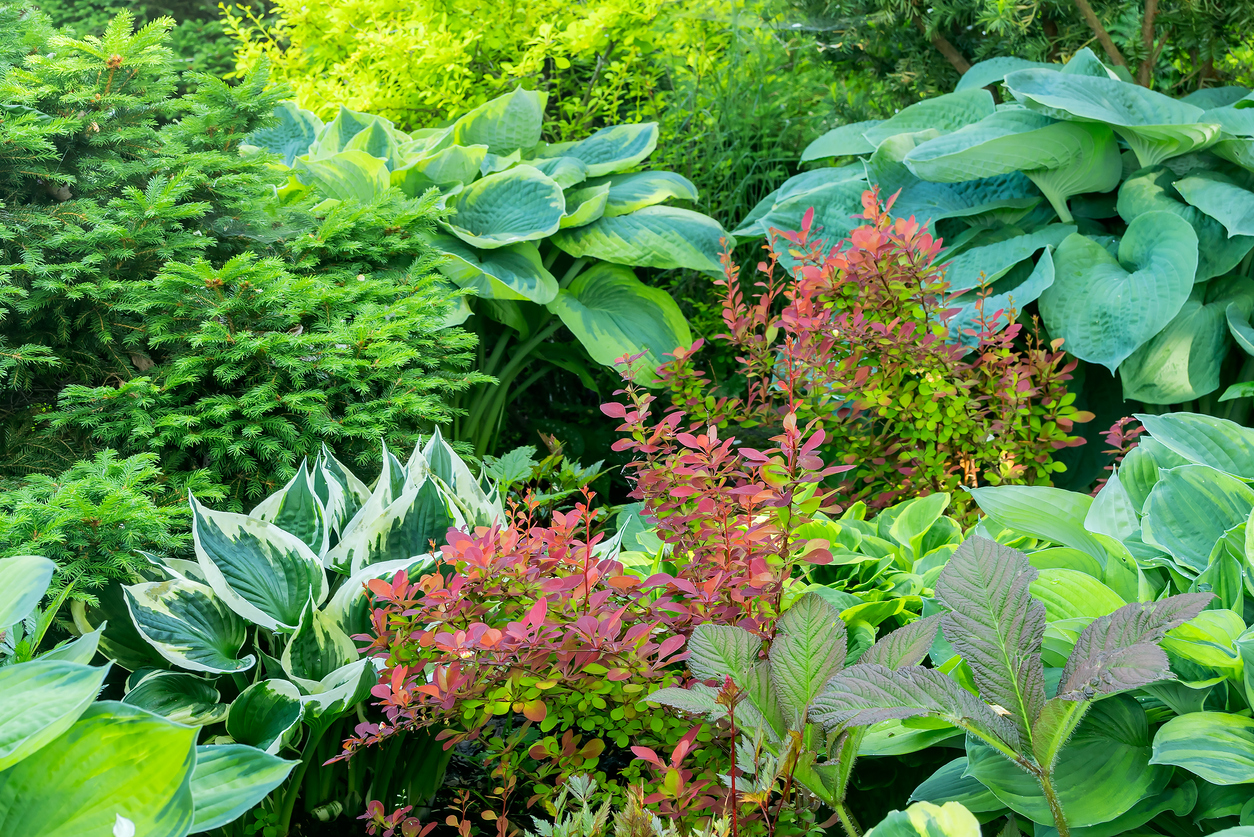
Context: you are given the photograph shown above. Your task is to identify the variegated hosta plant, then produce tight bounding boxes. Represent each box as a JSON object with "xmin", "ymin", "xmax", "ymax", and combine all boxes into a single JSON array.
[
  {"xmin": 73, "ymin": 431, "xmax": 499, "ymax": 835},
  {"xmin": 244, "ymin": 88, "xmax": 728, "ymax": 454}
]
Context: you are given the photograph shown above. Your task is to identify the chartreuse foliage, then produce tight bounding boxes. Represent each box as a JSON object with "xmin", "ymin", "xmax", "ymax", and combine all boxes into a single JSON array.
[
  {"xmin": 0, "ymin": 553, "xmax": 294, "ymax": 836},
  {"xmin": 757, "ymin": 47, "xmax": 1254, "ymax": 413},
  {"xmin": 71, "ymin": 435, "xmax": 496, "ymax": 837},
  {"xmin": 245, "ymin": 88, "xmax": 725, "ymax": 454}
]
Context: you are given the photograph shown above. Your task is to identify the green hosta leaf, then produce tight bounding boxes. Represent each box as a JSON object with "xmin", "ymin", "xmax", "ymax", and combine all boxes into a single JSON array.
[
  {"xmin": 905, "ymin": 111, "xmax": 1086, "ymax": 183},
  {"xmin": 189, "ymin": 744, "xmax": 296, "ymax": 834},
  {"xmin": 1142, "ymin": 465, "xmax": 1254, "ymax": 573},
  {"xmin": 0, "ymin": 660, "xmax": 107, "ymax": 771},
  {"xmin": 552, "ymin": 205, "xmax": 726, "ymax": 274},
  {"xmin": 122, "ymin": 671, "xmax": 225, "ymax": 726},
  {"xmin": 192, "ymin": 498, "xmax": 327, "ymax": 631},
  {"xmin": 1030, "ymin": 569, "xmax": 1124, "ymax": 621},
  {"xmin": 1186, "ymin": 86, "xmax": 1252, "ymax": 108},
  {"xmin": 967, "ymin": 695, "xmax": 1167, "ymax": 828},
  {"xmin": 245, "ymin": 101, "xmax": 323, "ymax": 166},
  {"xmin": 863, "ymin": 801, "xmax": 981, "ymax": 837},
  {"xmin": 530, "ymin": 155, "xmax": 589, "ymax": 189},
  {"xmin": 125, "ymin": 578, "xmax": 254, "ymax": 674},
  {"xmin": 968, "ymin": 484, "xmax": 1107, "ymax": 564},
  {"xmin": 1119, "ymin": 288, "xmax": 1230, "ymax": 403},
  {"xmin": 445, "ymin": 165, "xmax": 565, "ymax": 249},
  {"xmin": 862, "ymin": 89, "xmax": 996, "ymax": 148},
  {"xmin": 560, "ymin": 183, "xmax": 609, "ymax": 228},
  {"xmin": 39, "ymin": 624, "xmax": 103, "ymax": 664},
  {"xmin": 299, "ymin": 659, "xmax": 376, "ymax": 734},
  {"xmin": 428, "ymin": 233, "xmax": 557, "ymax": 304},
  {"xmin": 250, "ymin": 464, "xmax": 328, "ymax": 555},
  {"xmin": 801, "ymin": 120, "xmax": 883, "ymax": 160},
  {"xmin": 948, "ymin": 249, "xmax": 1056, "ymax": 346},
  {"xmin": 910, "ymin": 757, "xmax": 1004, "ymax": 813},
  {"xmin": 0, "ymin": 701, "xmax": 196, "ymax": 837},
  {"xmin": 935, "ymin": 538, "xmax": 1046, "ymax": 744},
  {"xmin": 227, "ymin": 679, "xmax": 302, "ymax": 754},
  {"xmin": 281, "ymin": 600, "xmax": 358, "ymax": 683},
  {"xmin": 342, "ymin": 119, "xmax": 406, "ymax": 169},
  {"xmin": 1021, "ymin": 123, "xmax": 1122, "ymax": 222},
  {"xmin": 1174, "ymin": 170, "xmax": 1254, "ymax": 237},
  {"xmin": 0, "ymin": 554, "xmax": 53, "ymax": 628},
  {"xmin": 547, "ymin": 262, "xmax": 692, "ymax": 379},
  {"xmin": 308, "ymin": 106, "xmax": 398, "ymax": 158},
  {"xmin": 1117, "ymin": 166, "xmax": 1254, "ymax": 281},
  {"xmin": 955, "ymin": 56, "xmax": 1058, "ymax": 91},
  {"xmin": 941, "ymin": 225, "xmax": 1073, "ymax": 292},
  {"xmin": 731, "ymin": 166, "xmax": 867, "ymax": 241},
  {"xmin": 449, "ymin": 87, "xmax": 546, "ymax": 154},
  {"xmin": 1137, "ymin": 412, "xmax": 1254, "ymax": 478},
  {"xmin": 294, "ymin": 150, "xmax": 391, "ymax": 202},
  {"xmin": 393, "ymin": 144, "xmax": 488, "ymax": 195},
  {"xmin": 1162, "ymin": 609, "xmax": 1244, "ymax": 675},
  {"xmin": 1151, "ymin": 712, "xmax": 1254, "ymax": 783},
  {"xmin": 546, "ymin": 123, "xmax": 658, "ymax": 177},
  {"xmin": 590, "ymin": 170, "xmax": 698, "ymax": 216},
  {"xmin": 1038, "ymin": 211, "xmax": 1197, "ymax": 372},
  {"xmin": 1117, "ymin": 438, "xmax": 1190, "ymax": 512},
  {"xmin": 688, "ymin": 623, "xmax": 762, "ymax": 682},
  {"xmin": 1031, "ymin": 782, "xmax": 1198, "ymax": 837},
  {"xmin": 325, "ymin": 479, "xmax": 453, "ymax": 574},
  {"xmin": 768, "ymin": 593, "xmax": 847, "ymax": 728},
  {"xmin": 860, "ymin": 616, "xmax": 941, "ymax": 669}
]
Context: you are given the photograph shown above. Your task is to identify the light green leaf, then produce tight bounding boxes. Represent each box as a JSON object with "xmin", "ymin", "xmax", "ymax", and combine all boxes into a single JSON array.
[
  {"xmin": 394, "ymin": 144, "xmax": 487, "ymax": 195},
  {"xmin": 1084, "ymin": 469, "xmax": 1138, "ymax": 541},
  {"xmin": 1142, "ymin": 464, "xmax": 1254, "ymax": 574},
  {"xmin": 250, "ymin": 464, "xmax": 328, "ymax": 556},
  {"xmin": 39, "ymin": 624, "xmax": 103, "ymax": 664},
  {"xmin": 449, "ymin": 87, "xmax": 547, "ymax": 154},
  {"xmin": 307, "ymin": 106, "xmax": 399, "ymax": 159},
  {"xmin": 941, "ymin": 225, "xmax": 1073, "ymax": 292},
  {"xmin": 547, "ymin": 262, "xmax": 692, "ymax": 379},
  {"xmin": 910, "ymin": 757, "xmax": 1004, "ymax": 812},
  {"xmin": 428, "ymin": 233, "xmax": 557, "ymax": 304},
  {"xmin": 768, "ymin": 593, "xmax": 847, "ymax": 728},
  {"xmin": 294, "ymin": 150, "xmax": 391, "ymax": 202},
  {"xmin": 801, "ymin": 120, "xmax": 884, "ymax": 161},
  {"xmin": 863, "ymin": 801, "xmax": 981, "ymax": 837},
  {"xmin": 1119, "ymin": 288, "xmax": 1230, "ymax": 403},
  {"xmin": 122, "ymin": 671, "xmax": 226, "ymax": 726},
  {"xmin": 188, "ymin": 744, "xmax": 296, "ymax": 834},
  {"xmin": 1186, "ymin": 87, "xmax": 1252, "ymax": 109},
  {"xmin": 0, "ymin": 554, "xmax": 54, "ymax": 628},
  {"xmin": 529, "ymin": 155, "xmax": 588, "ymax": 188},
  {"xmin": 552, "ymin": 205, "xmax": 727, "ymax": 274},
  {"xmin": 445, "ymin": 165, "xmax": 565, "ymax": 249},
  {"xmin": 731, "ymin": 166, "xmax": 867, "ymax": 242},
  {"xmin": 887, "ymin": 493, "xmax": 951, "ymax": 558},
  {"xmin": 1118, "ymin": 438, "xmax": 1190, "ymax": 512},
  {"xmin": 905, "ymin": 111, "xmax": 1088, "ymax": 183},
  {"xmin": 125, "ymin": 578, "xmax": 254, "ymax": 673},
  {"xmin": 1151, "ymin": 712, "xmax": 1254, "ymax": 783},
  {"xmin": 967, "ymin": 484, "xmax": 1107, "ymax": 561},
  {"xmin": 226, "ymin": 679, "xmax": 302, "ymax": 753},
  {"xmin": 192, "ymin": 498, "xmax": 327, "ymax": 632},
  {"xmin": 1021, "ymin": 122, "xmax": 1122, "ymax": 222},
  {"xmin": 589, "ymin": 170, "xmax": 699, "ymax": 216},
  {"xmin": 1174, "ymin": 170, "xmax": 1254, "ymax": 237},
  {"xmin": 560, "ymin": 182, "xmax": 609, "ymax": 228},
  {"xmin": 0, "ymin": 701, "xmax": 196, "ymax": 837},
  {"xmin": 955, "ymin": 56, "xmax": 1059, "ymax": 91},
  {"xmin": 0, "ymin": 660, "xmax": 107, "ymax": 771},
  {"xmin": 862, "ymin": 89, "xmax": 996, "ymax": 148},
  {"xmin": 545, "ymin": 123, "xmax": 657, "ymax": 177},
  {"xmin": 1030, "ymin": 569, "xmax": 1125, "ymax": 621},
  {"xmin": 342, "ymin": 119, "xmax": 406, "ymax": 169},
  {"xmin": 325, "ymin": 479, "xmax": 453, "ymax": 574},
  {"xmin": 281, "ymin": 600, "xmax": 358, "ymax": 683},
  {"xmin": 244, "ymin": 101, "xmax": 323, "ymax": 166},
  {"xmin": 1135, "ymin": 412, "xmax": 1254, "ymax": 478},
  {"xmin": 1038, "ymin": 211, "xmax": 1197, "ymax": 371},
  {"xmin": 1032, "ymin": 782, "xmax": 1198, "ymax": 837},
  {"xmin": 324, "ymin": 555, "xmax": 436, "ymax": 638}
]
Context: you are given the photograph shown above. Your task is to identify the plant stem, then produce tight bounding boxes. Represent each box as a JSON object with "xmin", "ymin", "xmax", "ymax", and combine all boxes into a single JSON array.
[
  {"xmin": 277, "ymin": 724, "xmax": 330, "ymax": 837},
  {"xmin": 558, "ymin": 257, "xmax": 588, "ymax": 289},
  {"xmin": 835, "ymin": 803, "xmax": 862, "ymax": 837},
  {"xmin": 1038, "ymin": 770, "xmax": 1070, "ymax": 837}
]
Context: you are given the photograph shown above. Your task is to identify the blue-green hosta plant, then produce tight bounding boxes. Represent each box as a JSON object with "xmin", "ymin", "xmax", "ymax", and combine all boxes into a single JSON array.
[
  {"xmin": 73, "ymin": 433, "xmax": 496, "ymax": 836},
  {"xmin": 246, "ymin": 89, "xmax": 727, "ymax": 454},
  {"xmin": 810, "ymin": 537, "xmax": 1210, "ymax": 837},
  {"xmin": 0, "ymin": 553, "xmax": 294, "ymax": 836},
  {"xmin": 749, "ymin": 48, "xmax": 1254, "ymax": 414}
]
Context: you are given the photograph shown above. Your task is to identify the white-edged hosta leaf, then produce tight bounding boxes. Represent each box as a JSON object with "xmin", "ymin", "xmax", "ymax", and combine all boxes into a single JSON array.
[
  {"xmin": 1057, "ymin": 593, "xmax": 1212, "ymax": 698},
  {"xmin": 308, "ymin": 459, "xmax": 349, "ymax": 540},
  {"xmin": 327, "ymin": 479, "xmax": 453, "ymax": 574},
  {"xmin": 124, "ymin": 579, "xmax": 255, "ymax": 674},
  {"xmin": 590, "ymin": 170, "xmax": 698, "ymax": 216},
  {"xmin": 0, "ymin": 660, "xmax": 107, "ymax": 771},
  {"xmin": 1142, "ymin": 465, "xmax": 1254, "ymax": 573},
  {"xmin": 1150, "ymin": 711, "xmax": 1254, "ymax": 783},
  {"xmin": 299, "ymin": 659, "xmax": 376, "ymax": 733},
  {"xmin": 445, "ymin": 165, "xmax": 565, "ymax": 249},
  {"xmin": 428, "ymin": 233, "xmax": 557, "ymax": 304},
  {"xmin": 392, "ymin": 144, "xmax": 488, "ymax": 196},
  {"xmin": 955, "ymin": 56, "xmax": 1059, "ymax": 91},
  {"xmin": 860, "ymin": 616, "xmax": 941, "ymax": 670},
  {"xmin": 862, "ymin": 89, "xmax": 996, "ymax": 147},
  {"xmin": 688, "ymin": 623, "xmax": 762, "ymax": 682},
  {"xmin": 1174, "ymin": 170, "xmax": 1254, "ymax": 237},
  {"xmin": 192, "ymin": 497, "xmax": 327, "ymax": 632},
  {"xmin": 249, "ymin": 464, "xmax": 328, "ymax": 555},
  {"xmin": 935, "ymin": 537, "xmax": 1046, "ymax": 743},
  {"xmin": 0, "ymin": 554, "xmax": 54, "ymax": 628},
  {"xmin": 546, "ymin": 123, "xmax": 658, "ymax": 177},
  {"xmin": 244, "ymin": 101, "xmax": 323, "ymax": 166},
  {"xmin": 294, "ymin": 150, "xmax": 391, "ymax": 202},
  {"xmin": 281, "ymin": 600, "xmax": 358, "ymax": 683},
  {"xmin": 0, "ymin": 701, "xmax": 196, "ymax": 837},
  {"xmin": 318, "ymin": 445, "xmax": 370, "ymax": 518},
  {"xmin": 546, "ymin": 262, "xmax": 693, "ymax": 380},
  {"xmin": 226, "ymin": 679, "xmax": 302, "ymax": 754},
  {"xmin": 188, "ymin": 744, "xmax": 296, "ymax": 834},
  {"xmin": 449, "ymin": 87, "xmax": 546, "ymax": 154},
  {"xmin": 1119, "ymin": 287, "xmax": 1230, "ymax": 403},
  {"xmin": 801, "ymin": 120, "xmax": 883, "ymax": 160},
  {"xmin": 560, "ymin": 182, "xmax": 609, "ymax": 228},
  {"xmin": 324, "ymin": 555, "xmax": 436, "ymax": 638},
  {"xmin": 552, "ymin": 205, "xmax": 726, "ymax": 274},
  {"xmin": 863, "ymin": 801, "xmax": 981, "ymax": 837},
  {"xmin": 1038, "ymin": 211, "xmax": 1197, "ymax": 372},
  {"xmin": 1136, "ymin": 412, "xmax": 1254, "ymax": 478},
  {"xmin": 121, "ymin": 671, "xmax": 225, "ymax": 726},
  {"xmin": 768, "ymin": 593, "xmax": 847, "ymax": 728},
  {"xmin": 941, "ymin": 224, "xmax": 1073, "ymax": 292},
  {"xmin": 528, "ymin": 155, "xmax": 588, "ymax": 188}
]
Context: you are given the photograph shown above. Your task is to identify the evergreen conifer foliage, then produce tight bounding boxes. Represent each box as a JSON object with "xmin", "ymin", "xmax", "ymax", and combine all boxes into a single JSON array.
[{"xmin": 0, "ymin": 9, "xmax": 483, "ymax": 500}]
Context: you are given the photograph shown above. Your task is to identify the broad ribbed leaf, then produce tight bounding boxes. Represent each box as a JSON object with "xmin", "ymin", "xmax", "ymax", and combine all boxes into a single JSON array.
[
  {"xmin": 307, "ymin": 106, "xmax": 395, "ymax": 158},
  {"xmin": 392, "ymin": 144, "xmax": 488, "ymax": 194},
  {"xmin": 0, "ymin": 554, "xmax": 53, "ymax": 628},
  {"xmin": 860, "ymin": 615, "xmax": 941, "ymax": 669},
  {"xmin": 935, "ymin": 538, "xmax": 1046, "ymax": 743},
  {"xmin": 734, "ymin": 660, "xmax": 788, "ymax": 741},
  {"xmin": 551, "ymin": 205, "xmax": 726, "ymax": 273},
  {"xmin": 326, "ymin": 478, "xmax": 453, "ymax": 574},
  {"xmin": 281, "ymin": 600, "xmax": 358, "ymax": 683},
  {"xmin": 0, "ymin": 660, "xmax": 107, "ymax": 771},
  {"xmin": 294, "ymin": 150, "xmax": 391, "ymax": 202},
  {"xmin": 1138, "ymin": 412, "xmax": 1254, "ymax": 478},
  {"xmin": 1120, "ymin": 289, "xmax": 1230, "ymax": 403},
  {"xmin": 1142, "ymin": 465, "xmax": 1254, "ymax": 573},
  {"xmin": 1021, "ymin": 122, "xmax": 1121, "ymax": 222},
  {"xmin": 801, "ymin": 120, "xmax": 883, "ymax": 160},
  {"xmin": 731, "ymin": 166, "xmax": 867, "ymax": 241},
  {"xmin": 227, "ymin": 679, "xmax": 302, "ymax": 753},
  {"xmin": 1030, "ymin": 569, "xmax": 1124, "ymax": 621},
  {"xmin": 446, "ymin": 165, "xmax": 565, "ymax": 249},
  {"xmin": 1175, "ymin": 170, "xmax": 1254, "ymax": 237},
  {"xmin": 530, "ymin": 155, "xmax": 589, "ymax": 188},
  {"xmin": 590, "ymin": 170, "xmax": 698, "ymax": 216},
  {"xmin": 955, "ymin": 56, "xmax": 1058, "ymax": 91},
  {"xmin": 1029, "ymin": 782, "xmax": 1197, "ymax": 837},
  {"xmin": 192, "ymin": 499, "xmax": 327, "ymax": 631},
  {"xmin": 768, "ymin": 593, "xmax": 847, "ymax": 728},
  {"xmin": 560, "ymin": 183, "xmax": 609, "ymax": 228},
  {"xmin": 941, "ymin": 225, "xmax": 1073, "ymax": 292},
  {"xmin": 1057, "ymin": 593, "xmax": 1211, "ymax": 698},
  {"xmin": 688, "ymin": 623, "xmax": 762, "ymax": 682},
  {"xmin": 125, "ymin": 578, "xmax": 255, "ymax": 673},
  {"xmin": 910, "ymin": 757, "xmax": 1004, "ymax": 812},
  {"xmin": 905, "ymin": 111, "xmax": 1084, "ymax": 183},
  {"xmin": 644, "ymin": 684, "xmax": 727, "ymax": 722},
  {"xmin": 324, "ymin": 555, "xmax": 436, "ymax": 637},
  {"xmin": 947, "ymin": 249, "xmax": 1056, "ymax": 346},
  {"xmin": 428, "ymin": 233, "xmax": 557, "ymax": 304},
  {"xmin": 342, "ymin": 119, "xmax": 406, "ymax": 169},
  {"xmin": 188, "ymin": 745, "xmax": 296, "ymax": 834},
  {"xmin": 449, "ymin": 87, "xmax": 546, "ymax": 154},
  {"xmin": 121, "ymin": 671, "xmax": 225, "ymax": 726},
  {"xmin": 245, "ymin": 101, "xmax": 323, "ymax": 165},
  {"xmin": 1150, "ymin": 712, "xmax": 1254, "ymax": 784},
  {"xmin": 863, "ymin": 801, "xmax": 981, "ymax": 837},
  {"xmin": 250, "ymin": 465, "xmax": 328, "ymax": 555},
  {"xmin": 968, "ymin": 484, "xmax": 1106, "ymax": 560},
  {"xmin": 1038, "ymin": 211, "xmax": 1197, "ymax": 372},
  {"xmin": 811, "ymin": 664, "xmax": 1019, "ymax": 751},
  {"xmin": 862, "ymin": 89, "xmax": 995, "ymax": 147},
  {"xmin": 549, "ymin": 123, "xmax": 658, "ymax": 177},
  {"xmin": 299, "ymin": 659, "xmax": 376, "ymax": 734}
]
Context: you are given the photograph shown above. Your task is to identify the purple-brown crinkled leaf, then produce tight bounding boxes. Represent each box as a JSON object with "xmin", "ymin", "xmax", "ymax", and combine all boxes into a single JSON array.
[
  {"xmin": 769, "ymin": 593, "xmax": 848, "ymax": 729},
  {"xmin": 860, "ymin": 615, "xmax": 942, "ymax": 670},
  {"xmin": 936, "ymin": 537, "xmax": 1047, "ymax": 743},
  {"xmin": 810, "ymin": 664, "xmax": 1020, "ymax": 750},
  {"xmin": 1057, "ymin": 593, "xmax": 1213, "ymax": 700}
]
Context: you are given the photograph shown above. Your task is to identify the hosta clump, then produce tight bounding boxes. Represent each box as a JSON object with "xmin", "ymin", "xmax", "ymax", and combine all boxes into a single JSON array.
[
  {"xmin": 246, "ymin": 88, "xmax": 728, "ymax": 454},
  {"xmin": 753, "ymin": 47, "xmax": 1254, "ymax": 414},
  {"xmin": 0, "ymin": 553, "xmax": 294, "ymax": 836},
  {"xmin": 810, "ymin": 537, "xmax": 1210, "ymax": 837}
]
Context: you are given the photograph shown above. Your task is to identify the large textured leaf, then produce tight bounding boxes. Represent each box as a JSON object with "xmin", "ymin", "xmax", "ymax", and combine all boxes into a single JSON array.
[
  {"xmin": 281, "ymin": 600, "xmax": 358, "ymax": 683},
  {"xmin": 688, "ymin": 623, "xmax": 762, "ymax": 682},
  {"xmin": 860, "ymin": 616, "xmax": 941, "ymax": 669},
  {"xmin": 245, "ymin": 101, "xmax": 323, "ymax": 165},
  {"xmin": 0, "ymin": 660, "xmax": 107, "ymax": 771},
  {"xmin": 552, "ymin": 205, "xmax": 726, "ymax": 274},
  {"xmin": 1119, "ymin": 288, "xmax": 1230, "ymax": 403},
  {"xmin": 589, "ymin": 170, "xmax": 698, "ymax": 217},
  {"xmin": 955, "ymin": 56, "xmax": 1058, "ymax": 91},
  {"xmin": 1021, "ymin": 122, "xmax": 1122, "ymax": 222},
  {"xmin": 294, "ymin": 150, "xmax": 391, "ymax": 202},
  {"xmin": 250, "ymin": 465, "xmax": 328, "ymax": 555},
  {"xmin": 1137, "ymin": 412, "xmax": 1254, "ymax": 478},
  {"xmin": 1031, "ymin": 778, "xmax": 1197, "ymax": 837},
  {"xmin": 428, "ymin": 233, "xmax": 557, "ymax": 304},
  {"xmin": 324, "ymin": 555, "xmax": 436, "ymax": 638},
  {"xmin": 307, "ymin": 106, "xmax": 398, "ymax": 159},
  {"xmin": 76, "ymin": 581, "xmax": 169, "ymax": 671},
  {"xmin": 862, "ymin": 89, "xmax": 996, "ymax": 147},
  {"xmin": 530, "ymin": 155, "xmax": 589, "ymax": 189},
  {"xmin": 768, "ymin": 593, "xmax": 847, "ymax": 728},
  {"xmin": 1030, "ymin": 569, "xmax": 1124, "ymax": 621},
  {"xmin": 731, "ymin": 166, "xmax": 867, "ymax": 242},
  {"xmin": 547, "ymin": 123, "xmax": 657, "ymax": 177},
  {"xmin": 446, "ymin": 165, "xmax": 565, "ymax": 248},
  {"xmin": 1151, "ymin": 712, "xmax": 1254, "ymax": 783},
  {"xmin": 341, "ymin": 119, "xmax": 406, "ymax": 169},
  {"xmin": 1174, "ymin": 170, "xmax": 1254, "ymax": 237},
  {"xmin": 192, "ymin": 498, "xmax": 327, "ymax": 631},
  {"xmin": 0, "ymin": 701, "xmax": 196, "ymax": 837},
  {"xmin": 449, "ymin": 87, "xmax": 546, "ymax": 154},
  {"xmin": 801, "ymin": 120, "xmax": 883, "ymax": 161},
  {"xmin": 1141, "ymin": 465, "xmax": 1254, "ymax": 573},
  {"xmin": 935, "ymin": 538, "xmax": 1046, "ymax": 743},
  {"xmin": 905, "ymin": 111, "xmax": 1087, "ymax": 182},
  {"xmin": 0, "ymin": 554, "xmax": 53, "ymax": 628},
  {"xmin": 863, "ymin": 801, "xmax": 981, "ymax": 837},
  {"xmin": 941, "ymin": 225, "xmax": 1073, "ymax": 292},
  {"xmin": 121, "ymin": 671, "xmax": 226, "ymax": 726},
  {"xmin": 299, "ymin": 659, "xmax": 376, "ymax": 734},
  {"xmin": 910, "ymin": 757, "xmax": 1004, "ymax": 812},
  {"xmin": 1056, "ymin": 593, "xmax": 1211, "ymax": 698},
  {"xmin": 949, "ymin": 249, "xmax": 1056, "ymax": 345},
  {"xmin": 325, "ymin": 479, "xmax": 453, "ymax": 574},
  {"xmin": 125, "ymin": 578, "xmax": 255, "ymax": 673},
  {"xmin": 1038, "ymin": 211, "xmax": 1197, "ymax": 371},
  {"xmin": 227, "ymin": 679, "xmax": 302, "ymax": 753},
  {"xmin": 967, "ymin": 485, "xmax": 1107, "ymax": 562},
  {"xmin": 392, "ymin": 144, "xmax": 488, "ymax": 195},
  {"xmin": 547, "ymin": 262, "xmax": 692, "ymax": 379},
  {"xmin": 560, "ymin": 183, "xmax": 609, "ymax": 228},
  {"xmin": 188, "ymin": 744, "xmax": 296, "ymax": 834}
]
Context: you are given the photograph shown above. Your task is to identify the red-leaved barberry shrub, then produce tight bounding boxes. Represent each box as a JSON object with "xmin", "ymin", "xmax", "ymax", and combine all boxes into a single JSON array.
[{"xmin": 660, "ymin": 189, "xmax": 1093, "ymax": 521}]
